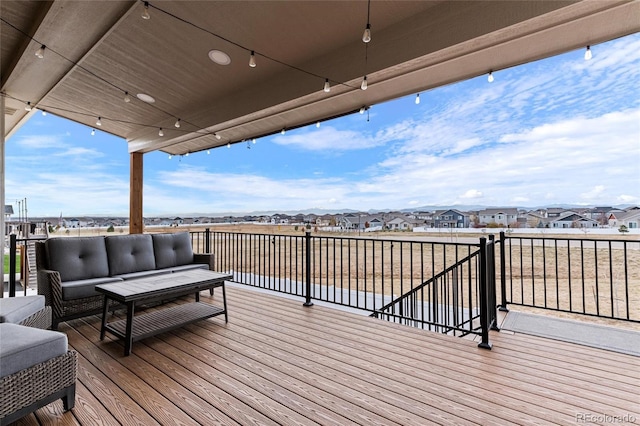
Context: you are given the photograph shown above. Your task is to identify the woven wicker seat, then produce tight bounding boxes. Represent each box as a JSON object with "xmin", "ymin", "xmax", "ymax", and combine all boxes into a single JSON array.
[{"xmin": 0, "ymin": 324, "xmax": 77, "ymax": 425}]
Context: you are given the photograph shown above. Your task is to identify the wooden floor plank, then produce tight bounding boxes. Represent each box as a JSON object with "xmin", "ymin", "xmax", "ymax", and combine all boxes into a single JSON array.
[{"xmin": 19, "ymin": 285, "xmax": 637, "ymax": 426}]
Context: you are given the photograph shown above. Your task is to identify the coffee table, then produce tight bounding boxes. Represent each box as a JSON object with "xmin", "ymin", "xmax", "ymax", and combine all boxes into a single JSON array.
[{"xmin": 96, "ymin": 269, "xmax": 232, "ymax": 356}]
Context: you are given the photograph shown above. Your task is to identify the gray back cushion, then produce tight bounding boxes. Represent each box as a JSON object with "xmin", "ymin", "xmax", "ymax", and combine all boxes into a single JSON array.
[
  {"xmin": 46, "ymin": 237, "xmax": 109, "ymax": 282},
  {"xmin": 105, "ymin": 234, "xmax": 156, "ymax": 276},
  {"xmin": 152, "ymin": 232, "xmax": 194, "ymax": 269}
]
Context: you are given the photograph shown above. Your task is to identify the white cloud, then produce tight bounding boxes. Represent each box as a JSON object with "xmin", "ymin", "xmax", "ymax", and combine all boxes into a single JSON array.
[
  {"xmin": 272, "ymin": 126, "xmax": 386, "ymax": 151},
  {"xmin": 461, "ymin": 189, "xmax": 483, "ymax": 199}
]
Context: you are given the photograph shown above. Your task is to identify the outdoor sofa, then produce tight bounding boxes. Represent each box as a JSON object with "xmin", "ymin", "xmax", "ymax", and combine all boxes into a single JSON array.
[{"xmin": 35, "ymin": 232, "xmax": 214, "ymax": 328}]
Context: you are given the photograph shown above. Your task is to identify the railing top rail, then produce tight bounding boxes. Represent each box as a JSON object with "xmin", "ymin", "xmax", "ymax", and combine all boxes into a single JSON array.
[{"xmin": 209, "ymin": 230, "xmax": 308, "ymax": 239}]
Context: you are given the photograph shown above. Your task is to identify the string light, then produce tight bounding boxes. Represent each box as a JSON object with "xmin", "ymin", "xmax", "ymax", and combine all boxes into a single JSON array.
[
  {"xmin": 316, "ymin": 121, "xmax": 320, "ymax": 128},
  {"xmin": 252, "ymin": 138, "xmax": 257, "ymax": 144},
  {"xmin": 35, "ymin": 45, "xmax": 45, "ymax": 59},
  {"xmin": 96, "ymin": 116, "xmax": 102, "ymax": 126},
  {"xmin": 168, "ymin": 154, "xmax": 172, "ymax": 159},
  {"xmin": 91, "ymin": 129, "xmax": 95, "ymax": 136},
  {"xmin": 215, "ymin": 133, "xmax": 222, "ymax": 140},
  {"xmin": 488, "ymin": 71, "xmax": 494, "ymax": 83},
  {"xmin": 281, "ymin": 128, "xmax": 286, "ymax": 135},
  {"xmin": 124, "ymin": 92, "xmax": 131, "ymax": 103},
  {"xmin": 584, "ymin": 45, "xmax": 592, "ymax": 60},
  {"xmin": 185, "ymin": 152, "xmax": 189, "ymax": 156},
  {"xmin": 359, "ymin": 106, "xmax": 365, "ymax": 114},
  {"xmin": 415, "ymin": 93, "xmax": 420, "ymax": 105},
  {"xmin": 174, "ymin": 118, "xmax": 181, "ymax": 128},
  {"xmin": 141, "ymin": 2, "xmax": 150, "ymax": 20},
  {"xmin": 207, "ymin": 150, "xmax": 210, "ymax": 154},
  {"xmin": 42, "ymin": 110, "xmax": 47, "ymax": 116},
  {"xmin": 158, "ymin": 128, "xmax": 164, "ymax": 136},
  {"xmin": 361, "ymin": 76, "xmax": 368, "ymax": 90},
  {"xmin": 24, "ymin": 102, "xmax": 32, "ymax": 111},
  {"xmin": 249, "ymin": 51, "xmax": 256, "ymax": 68},
  {"xmin": 324, "ymin": 79, "xmax": 331, "ymax": 93},
  {"xmin": 227, "ymin": 143, "xmax": 231, "ymax": 148},
  {"xmin": 362, "ymin": 0, "xmax": 371, "ymax": 43},
  {"xmin": 362, "ymin": 24, "xmax": 371, "ymax": 43}
]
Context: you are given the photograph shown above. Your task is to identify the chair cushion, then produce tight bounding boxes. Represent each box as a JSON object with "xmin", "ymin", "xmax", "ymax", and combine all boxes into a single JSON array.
[
  {"xmin": 0, "ymin": 295, "xmax": 45, "ymax": 324},
  {"xmin": 169, "ymin": 263, "xmax": 209, "ymax": 273},
  {"xmin": 46, "ymin": 237, "xmax": 109, "ymax": 282},
  {"xmin": 105, "ymin": 234, "xmax": 156, "ymax": 276},
  {"xmin": 152, "ymin": 233, "xmax": 194, "ymax": 269},
  {"xmin": 61, "ymin": 277, "xmax": 124, "ymax": 300},
  {"xmin": 0, "ymin": 323, "xmax": 68, "ymax": 377}
]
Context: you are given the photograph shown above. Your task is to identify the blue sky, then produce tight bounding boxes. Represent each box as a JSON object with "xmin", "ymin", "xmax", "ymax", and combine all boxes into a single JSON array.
[{"xmin": 6, "ymin": 33, "xmax": 640, "ymax": 217}]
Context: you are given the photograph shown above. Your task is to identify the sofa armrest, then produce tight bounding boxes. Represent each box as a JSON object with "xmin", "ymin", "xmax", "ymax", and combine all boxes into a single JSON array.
[
  {"xmin": 37, "ymin": 269, "xmax": 63, "ymax": 319},
  {"xmin": 193, "ymin": 253, "xmax": 214, "ymax": 270}
]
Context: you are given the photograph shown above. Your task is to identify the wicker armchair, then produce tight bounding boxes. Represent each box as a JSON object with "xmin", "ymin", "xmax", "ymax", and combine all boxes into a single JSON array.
[{"xmin": 0, "ymin": 323, "xmax": 77, "ymax": 425}]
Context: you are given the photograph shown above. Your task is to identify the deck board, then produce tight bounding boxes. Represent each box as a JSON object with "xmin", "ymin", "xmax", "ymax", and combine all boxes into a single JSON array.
[{"xmin": 29, "ymin": 285, "xmax": 638, "ymax": 426}]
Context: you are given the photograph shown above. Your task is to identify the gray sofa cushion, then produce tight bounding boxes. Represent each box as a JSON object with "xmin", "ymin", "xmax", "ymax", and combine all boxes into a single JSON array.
[
  {"xmin": 106, "ymin": 234, "xmax": 156, "ymax": 276},
  {"xmin": 152, "ymin": 232, "xmax": 194, "ymax": 269},
  {"xmin": 0, "ymin": 323, "xmax": 68, "ymax": 377},
  {"xmin": 61, "ymin": 277, "xmax": 124, "ymax": 300},
  {"xmin": 0, "ymin": 295, "xmax": 45, "ymax": 324},
  {"xmin": 169, "ymin": 263, "xmax": 209, "ymax": 273},
  {"xmin": 46, "ymin": 237, "xmax": 109, "ymax": 282}
]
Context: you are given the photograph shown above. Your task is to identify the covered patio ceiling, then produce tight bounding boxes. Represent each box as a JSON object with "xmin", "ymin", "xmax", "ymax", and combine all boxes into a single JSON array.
[{"xmin": 2, "ymin": 0, "xmax": 639, "ymax": 157}]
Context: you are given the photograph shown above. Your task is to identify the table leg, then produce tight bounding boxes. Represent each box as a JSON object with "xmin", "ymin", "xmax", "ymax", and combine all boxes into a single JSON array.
[
  {"xmin": 222, "ymin": 282, "xmax": 228, "ymax": 323},
  {"xmin": 124, "ymin": 301, "xmax": 135, "ymax": 356},
  {"xmin": 195, "ymin": 291, "xmax": 200, "ymax": 302},
  {"xmin": 100, "ymin": 296, "xmax": 109, "ymax": 340}
]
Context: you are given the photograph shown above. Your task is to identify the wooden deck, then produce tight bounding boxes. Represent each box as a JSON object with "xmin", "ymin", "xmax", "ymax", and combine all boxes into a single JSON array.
[{"xmin": 12, "ymin": 285, "xmax": 640, "ymax": 425}]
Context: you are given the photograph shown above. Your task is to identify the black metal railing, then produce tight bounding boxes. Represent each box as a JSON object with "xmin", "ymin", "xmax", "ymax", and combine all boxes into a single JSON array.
[
  {"xmin": 498, "ymin": 232, "xmax": 639, "ymax": 323},
  {"xmin": 191, "ymin": 229, "xmax": 495, "ymax": 347},
  {"xmin": 5, "ymin": 234, "xmax": 47, "ymax": 297}
]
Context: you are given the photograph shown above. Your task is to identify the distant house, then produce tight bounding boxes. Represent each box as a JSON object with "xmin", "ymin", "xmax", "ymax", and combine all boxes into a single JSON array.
[
  {"xmin": 387, "ymin": 216, "xmax": 412, "ymax": 230},
  {"xmin": 433, "ymin": 209, "xmax": 469, "ymax": 228},
  {"xmin": 550, "ymin": 213, "xmax": 598, "ymax": 228},
  {"xmin": 545, "ymin": 208, "xmax": 567, "ymax": 218},
  {"xmin": 477, "ymin": 208, "xmax": 518, "ymax": 227},
  {"xmin": 608, "ymin": 210, "xmax": 640, "ymax": 229},
  {"xmin": 4, "ymin": 205, "xmax": 13, "ymax": 220}
]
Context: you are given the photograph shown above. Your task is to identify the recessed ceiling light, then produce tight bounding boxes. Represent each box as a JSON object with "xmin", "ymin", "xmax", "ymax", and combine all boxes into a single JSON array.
[
  {"xmin": 208, "ymin": 50, "xmax": 231, "ymax": 65},
  {"xmin": 136, "ymin": 93, "xmax": 155, "ymax": 103}
]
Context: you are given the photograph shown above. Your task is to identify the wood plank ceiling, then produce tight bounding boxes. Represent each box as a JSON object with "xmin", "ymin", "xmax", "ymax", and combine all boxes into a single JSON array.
[{"xmin": 2, "ymin": 1, "xmax": 639, "ymax": 156}]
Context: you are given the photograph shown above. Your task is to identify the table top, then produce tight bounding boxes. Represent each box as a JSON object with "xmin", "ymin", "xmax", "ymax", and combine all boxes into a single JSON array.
[{"xmin": 95, "ymin": 269, "xmax": 232, "ymax": 302}]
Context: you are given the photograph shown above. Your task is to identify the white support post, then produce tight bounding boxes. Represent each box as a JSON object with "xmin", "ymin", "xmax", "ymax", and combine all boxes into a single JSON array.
[{"xmin": 1, "ymin": 94, "xmax": 6, "ymax": 297}]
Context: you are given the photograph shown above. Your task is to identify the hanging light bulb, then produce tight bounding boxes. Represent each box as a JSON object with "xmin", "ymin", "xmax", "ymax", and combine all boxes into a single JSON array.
[
  {"xmin": 35, "ymin": 45, "xmax": 45, "ymax": 59},
  {"xmin": 359, "ymin": 106, "xmax": 365, "ymax": 114},
  {"xmin": 215, "ymin": 133, "xmax": 222, "ymax": 140},
  {"xmin": 281, "ymin": 128, "xmax": 286, "ymax": 135},
  {"xmin": 25, "ymin": 102, "xmax": 32, "ymax": 111},
  {"xmin": 488, "ymin": 71, "xmax": 494, "ymax": 83},
  {"xmin": 91, "ymin": 129, "xmax": 95, "ymax": 136},
  {"xmin": 158, "ymin": 128, "xmax": 164, "ymax": 136},
  {"xmin": 249, "ymin": 51, "xmax": 257, "ymax": 68},
  {"xmin": 96, "ymin": 117, "xmax": 102, "ymax": 126},
  {"xmin": 185, "ymin": 152, "xmax": 189, "ymax": 156},
  {"xmin": 174, "ymin": 118, "xmax": 181, "ymax": 128},
  {"xmin": 207, "ymin": 150, "xmax": 211, "ymax": 154},
  {"xmin": 316, "ymin": 121, "xmax": 320, "ymax": 128},
  {"xmin": 584, "ymin": 45, "xmax": 592, "ymax": 60},
  {"xmin": 362, "ymin": 23, "xmax": 371, "ymax": 43},
  {"xmin": 415, "ymin": 93, "xmax": 420, "ymax": 105},
  {"xmin": 361, "ymin": 76, "xmax": 368, "ymax": 90},
  {"xmin": 41, "ymin": 110, "xmax": 47, "ymax": 116},
  {"xmin": 141, "ymin": 2, "xmax": 150, "ymax": 19},
  {"xmin": 252, "ymin": 138, "xmax": 257, "ymax": 144},
  {"xmin": 227, "ymin": 143, "xmax": 231, "ymax": 148},
  {"xmin": 168, "ymin": 154, "xmax": 172, "ymax": 159},
  {"xmin": 124, "ymin": 92, "xmax": 131, "ymax": 103},
  {"xmin": 324, "ymin": 78, "xmax": 331, "ymax": 93}
]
